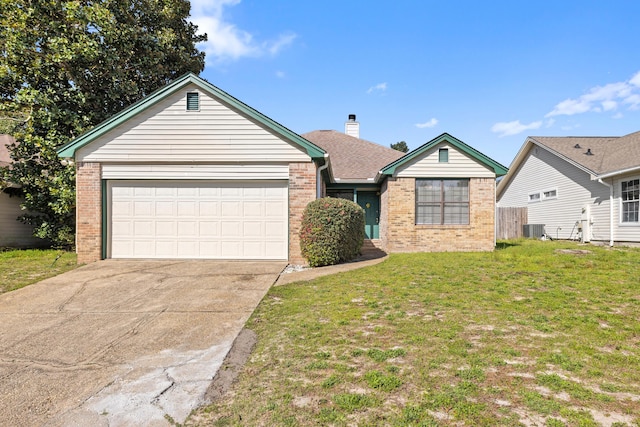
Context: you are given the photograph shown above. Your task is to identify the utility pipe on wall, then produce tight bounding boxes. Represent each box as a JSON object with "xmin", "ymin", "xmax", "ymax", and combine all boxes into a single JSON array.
[
  {"xmin": 316, "ymin": 154, "xmax": 329, "ymax": 199},
  {"xmin": 598, "ymin": 178, "xmax": 614, "ymax": 246}
]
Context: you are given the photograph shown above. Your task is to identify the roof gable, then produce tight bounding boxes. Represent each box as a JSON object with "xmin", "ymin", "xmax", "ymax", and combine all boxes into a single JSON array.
[
  {"xmin": 57, "ymin": 73, "xmax": 325, "ymax": 159},
  {"xmin": 381, "ymin": 133, "xmax": 508, "ymax": 177},
  {"xmin": 497, "ymin": 130, "xmax": 640, "ymax": 198}
]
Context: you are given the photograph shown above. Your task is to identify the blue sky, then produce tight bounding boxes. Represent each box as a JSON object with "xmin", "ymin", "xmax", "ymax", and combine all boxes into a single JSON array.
[{"xmin": 192, "ymin": 0, "xmax": 640, "ymax": 167}]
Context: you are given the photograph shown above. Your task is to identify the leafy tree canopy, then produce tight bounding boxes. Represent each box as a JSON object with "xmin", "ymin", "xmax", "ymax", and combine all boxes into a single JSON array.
[
  {"xmin": 0, "ymin": 0, "xmax": 206, "ymax": 247},
  {"xmin": 390, "ymin": 141, "xmax": 409, "ymax": 153}
]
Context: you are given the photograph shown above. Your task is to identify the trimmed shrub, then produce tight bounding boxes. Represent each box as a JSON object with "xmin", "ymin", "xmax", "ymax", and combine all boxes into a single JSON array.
[{"xmin": 299, "ymin": 197, "xmax": 365, "ymax": 267}]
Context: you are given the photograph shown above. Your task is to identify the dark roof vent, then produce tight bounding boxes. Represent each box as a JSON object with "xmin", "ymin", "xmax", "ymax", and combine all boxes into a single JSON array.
[
  {"xmin": 574, "ymin": 143, "xmax": 581, "ymax": 149},
  {"xmin": 348, "ymin": 114, "xmax": 356, "ymax": 122},
  {"xmin": 585, "ymin": 148, "xmax": 593, "ymax": 156}
]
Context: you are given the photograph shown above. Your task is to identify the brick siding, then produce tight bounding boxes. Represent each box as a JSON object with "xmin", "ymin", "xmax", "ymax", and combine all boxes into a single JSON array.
[
  {"xmin": 288, "ymin": 162, "xmax": 317, "ymax": 264},
  {"xmin": 76, "ymin": 162, "xmax": 102, "ymax": 263},
  {"xmin": 382, "ymin": 177, "xmax": 495, "ymax": 252}
]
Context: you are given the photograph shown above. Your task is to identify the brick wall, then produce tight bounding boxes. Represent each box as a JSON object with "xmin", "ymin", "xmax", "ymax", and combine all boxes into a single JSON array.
[
  {"xmin": 76, "ymin": 162, "xmax": 102, "ymax": 264},
  {"xmin": 288, "ymin": 162, "xmax": 317, "ymax": 264},
  {"xmin": 383, "ymin": 177, "xmax": 495, "ymax": 252}
]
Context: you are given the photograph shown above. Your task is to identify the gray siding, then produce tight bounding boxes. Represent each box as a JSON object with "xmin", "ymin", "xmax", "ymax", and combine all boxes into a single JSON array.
[
  {"xmin": 498, "ymin": 146, "xmax": 611, "ymax": 241},
  {"xmin": 396, "ymin": 143, "xmax": 495, "ymax": 178},
  {"xmin": 0, "ymin": 192, "xmax": 43, "ymax": 247},
  {"xmin": 76, "ymin": 84, "xmax": 311, "ymax": 163}
]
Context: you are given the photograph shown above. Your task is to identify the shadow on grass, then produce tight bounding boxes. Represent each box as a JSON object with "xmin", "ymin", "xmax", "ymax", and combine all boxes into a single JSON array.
[{"xmin": 495, "ymin": 240, "xmax": 524, "ymax": 250}]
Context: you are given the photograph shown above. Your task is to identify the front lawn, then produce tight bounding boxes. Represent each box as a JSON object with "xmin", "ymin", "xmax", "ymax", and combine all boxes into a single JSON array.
[
  {"xmin": 0, "ymin": 249, "xmax": 77, "ymax": 294},
  {"xmin": 188, "ymin": 240, "xmax": 640, "ymax": 426}
]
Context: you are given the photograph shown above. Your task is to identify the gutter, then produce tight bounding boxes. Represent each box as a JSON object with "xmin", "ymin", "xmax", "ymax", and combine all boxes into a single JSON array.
[
  {"xmin": 597, "ymin": 178, "xmax": 614, "ymax": 247},
  {"xmin": 596, "ymin": 165, "xmax": 640, "ymax": 180},
  {"xmin": 316, "ymin": 154, "xmax": 329, "ymax": 198}
]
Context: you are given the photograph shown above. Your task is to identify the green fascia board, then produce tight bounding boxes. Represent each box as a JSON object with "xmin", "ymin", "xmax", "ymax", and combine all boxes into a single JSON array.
[
  {"xmin": 57, "ymin": 73, "xmax": 325, "ymax": 159},
  {"xmin": 380, "ymin": 132, "xmax": 508, "ymax": 177}
]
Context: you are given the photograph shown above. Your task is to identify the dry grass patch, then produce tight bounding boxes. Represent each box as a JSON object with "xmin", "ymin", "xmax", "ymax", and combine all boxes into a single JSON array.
[{"xmin": 188, "ymin": 240, "xmax": 640, "ymax": 426}]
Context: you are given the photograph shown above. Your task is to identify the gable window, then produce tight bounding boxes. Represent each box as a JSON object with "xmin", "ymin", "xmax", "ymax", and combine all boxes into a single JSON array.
[
  {"xmin": 186, "ymin": 92, "xmax": 199, "ymax": 111},
  {"xmin": 621, "ymin": 179, "xmax": 639, "ymax": 223},
  {"xmin": 438, "ymin": 148, "xmax": 449, "ymax": 163},
  {"xmin": 528, "ymin": 192, "xmax": 541, "ymax": 203},
  {"xmin": 416, "ymin": 179, "xmax": 469, "ymax": 225}
]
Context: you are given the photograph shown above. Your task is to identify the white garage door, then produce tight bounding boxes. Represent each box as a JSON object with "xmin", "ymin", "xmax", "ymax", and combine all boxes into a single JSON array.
[{"xmin": 109, "ymin": 181, "xmax": 288, "ymax": 259}]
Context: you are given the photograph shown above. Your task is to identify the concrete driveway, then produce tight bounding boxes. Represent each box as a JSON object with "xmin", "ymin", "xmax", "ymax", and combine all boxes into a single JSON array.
[{"xmin": 0, "ymin": 260, "xmax": 285, "ymax": 426}]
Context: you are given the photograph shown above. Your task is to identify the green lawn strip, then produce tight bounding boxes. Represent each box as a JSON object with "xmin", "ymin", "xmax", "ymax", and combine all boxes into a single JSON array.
[
  {"xmin": 0, "ymin": 249, "xmax": 77, "ymax": 294},
  {"xmin": 188, "ymin": 240, "xmax": 640, "ymax": 426}
]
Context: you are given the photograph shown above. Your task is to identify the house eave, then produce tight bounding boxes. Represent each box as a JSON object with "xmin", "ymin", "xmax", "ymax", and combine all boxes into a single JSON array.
[
  {"xmin": 56, "ymin": 73, "xmax": 326, "ymax": 161},
  {"xmin": 381, "ymin": 132, "xmax": 507, "ymax": 177},
  {"xmin": 594, "ymin": 165, "xmax": 640, "ymax": 180},
  {"xmin": 497, "ymin": 137, "xmax": 597, "ymax": 199}
]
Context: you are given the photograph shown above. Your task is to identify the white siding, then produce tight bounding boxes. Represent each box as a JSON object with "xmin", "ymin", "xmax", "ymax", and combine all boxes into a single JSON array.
[
  {"xmin": 498, "ymin": 146, "xmax": 611, "ymax": 241},
  {"xmin": 612, "ymin": 174, "xmax": 640, "ymax": 242},
  {"xmin": 76, "ymin": 84, "xmax": 311, "ymax": 163},
  {"xmin": 395, "ymin": 143, "xmax": 496, "ymax": 178},
  {"xmin": 102, "ymin": 164, "xmax": 289, "ymax": 180},
  {"xmin": 0, "ymin": 192, "xmax": 44, "ymax": 247}
]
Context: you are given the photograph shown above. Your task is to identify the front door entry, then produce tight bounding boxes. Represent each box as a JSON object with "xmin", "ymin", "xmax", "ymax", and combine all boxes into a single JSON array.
[{"xmin": 357, "ymin": 192, "xmax": 380, "ymax": 239}]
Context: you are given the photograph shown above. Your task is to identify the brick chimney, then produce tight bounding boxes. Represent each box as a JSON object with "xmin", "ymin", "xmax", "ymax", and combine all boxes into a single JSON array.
[{"xmin": 345, "ymin": 114, "xmax": 359, "ymax": 138}]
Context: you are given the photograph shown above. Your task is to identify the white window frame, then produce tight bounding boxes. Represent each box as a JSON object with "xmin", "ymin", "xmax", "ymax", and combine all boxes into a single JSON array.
[
  {"xmin": 620, "ymin": 178, "xmax": 640, "ymax": 225},
  {"xmin": 541, "ymin": 188, "xmax": 558, "ymax": 200},
  {"xmin": 528, "ymin": 192, "xmax": 541, "ymax": 203}
]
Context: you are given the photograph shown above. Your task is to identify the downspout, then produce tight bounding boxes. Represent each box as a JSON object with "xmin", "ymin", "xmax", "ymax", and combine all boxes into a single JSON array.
[
  {"xmin": 598, "ymin": 178, "xmax": 614, "ymax": 247},
  {"xmin": 316, "ymin": 154, "xmax": 329, "ymax": 199}
]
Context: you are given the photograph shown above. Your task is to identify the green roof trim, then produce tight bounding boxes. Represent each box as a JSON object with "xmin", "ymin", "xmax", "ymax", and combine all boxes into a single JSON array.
[
  {"xmin": 57, "ymin": 73, "xmax": 325, "ymax": 159},
  {"xmin": 380, "ymin": 132, "xmax": 508, "ymax": 176}
]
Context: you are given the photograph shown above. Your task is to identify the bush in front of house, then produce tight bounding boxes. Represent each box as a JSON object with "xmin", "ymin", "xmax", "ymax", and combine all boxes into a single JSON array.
[{"xmin": 299, "ymin": 197, "xmax": 365, "ymax": 267}]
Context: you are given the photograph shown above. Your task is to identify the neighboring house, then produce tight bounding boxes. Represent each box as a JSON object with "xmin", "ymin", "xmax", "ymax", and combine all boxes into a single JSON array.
[
  {"xmin": 57, "ymin": 73, "xmax": 507, "ymax": 264},
  {"xmin": 497, "ymin": 131, "xmax": 640, "ymax": 245},
  {"xmin": 0, "ymin": 135, "xmax": 43, "ymax": 248}
]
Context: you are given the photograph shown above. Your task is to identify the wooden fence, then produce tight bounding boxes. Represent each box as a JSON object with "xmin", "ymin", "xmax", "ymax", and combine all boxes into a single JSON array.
[{"xmin": 496, "ymin": 207, "xmax": 528, "ymax": 240}]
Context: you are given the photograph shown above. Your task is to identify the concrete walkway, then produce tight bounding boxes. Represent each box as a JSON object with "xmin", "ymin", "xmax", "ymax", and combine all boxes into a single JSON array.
[{"xmin": 0, "ymin": 260, "xmax": 285, "ymax": 427}]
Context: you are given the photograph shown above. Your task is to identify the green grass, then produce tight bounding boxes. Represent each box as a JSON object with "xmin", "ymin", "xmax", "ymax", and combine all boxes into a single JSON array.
[
  {"xmin": 187, "ymin": 240, "xmax": 640, "ymax": 426},
  {"xmin": 0, "ymin": 249, "xmax": 77, "ymax": 294}
]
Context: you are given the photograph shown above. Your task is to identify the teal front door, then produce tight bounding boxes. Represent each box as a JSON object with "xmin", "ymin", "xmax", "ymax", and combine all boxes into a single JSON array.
[{"xmin": 357, "ymin": 192, "xmax": 380, "ymax": 239}]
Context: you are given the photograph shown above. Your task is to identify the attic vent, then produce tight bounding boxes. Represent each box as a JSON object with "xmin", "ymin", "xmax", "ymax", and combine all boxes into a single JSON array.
[
  {"xmin": 186, "ymin": 92, "xmax": 199, "ymax": 111},
  {"xmin": 585, "ymin": 148, "xmax": 593, "ymax": 156},
  {"xmin": 574, "ymin": 143, "xmax": 581, "ymax": 148}
]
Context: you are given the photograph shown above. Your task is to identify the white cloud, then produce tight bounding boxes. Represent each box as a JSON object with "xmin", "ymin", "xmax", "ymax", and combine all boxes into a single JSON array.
[
  {"xmin": 367, "ymin": 83, "xmax": 387, "ymax": 94},
  {"xmin": 613, "ymin": 112, "xmax": 624, "ymax": 119},
  {"xmin": 546, "ymin": 71, "xmax": 640, "ymax": 117},
  {"xmin": 190, "ymin": 0, "xmax": 296, "ymax": 64},
  {"xmin": 545, "ymin": 118, "xmax": 555, "ymax": 128},
  {"xmin": 491, "ymin": 120, "xmax": 542, "ymax": 137},
  {"xmin": 415, "ymin": 118, "xmax": 438, "ymax": 128},
  {"xmin": 624, "ymin": 94, "xmax": 640, "ymax": 110},
  {"xmin": 275, "ymin": 71, "xmax": 286, "ymax": 78}
]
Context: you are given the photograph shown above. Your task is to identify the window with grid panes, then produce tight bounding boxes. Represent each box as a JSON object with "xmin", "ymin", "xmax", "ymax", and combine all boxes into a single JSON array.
[
  {"xmin": 621, "ymin": 179, "xmax": 639, "ymax": 223},
  {"xmin": 416, "ymin": 179, "xmax": 469, "ymax": 225}
]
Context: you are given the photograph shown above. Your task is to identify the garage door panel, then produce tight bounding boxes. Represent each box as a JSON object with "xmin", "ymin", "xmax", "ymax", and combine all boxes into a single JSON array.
[
  {"xmin": 199, "ymin": 221, "xmax": 219, "ymax": 236},
  {"xmin": 110, "ymin": 181, "xmax": 287, "ymax": 259}
]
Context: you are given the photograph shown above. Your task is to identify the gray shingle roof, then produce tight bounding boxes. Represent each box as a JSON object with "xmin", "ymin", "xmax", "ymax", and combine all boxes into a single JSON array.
[
  {"xmin": 530, "ymin": 130, "xmax": 640, "ymax": 175},
  {"xmin": 302, "ymin": 130, "xmax": 404, "ymax": 181}
]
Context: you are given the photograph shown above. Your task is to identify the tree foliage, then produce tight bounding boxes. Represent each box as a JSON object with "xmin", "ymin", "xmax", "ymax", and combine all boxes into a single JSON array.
[
  {"xmin": 390, "ymin": 141, "xmax": 409, "ymax": 153},
  {"xmin": 0, "ymin": 0, "xmax": 206, "ymax": 247}
]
